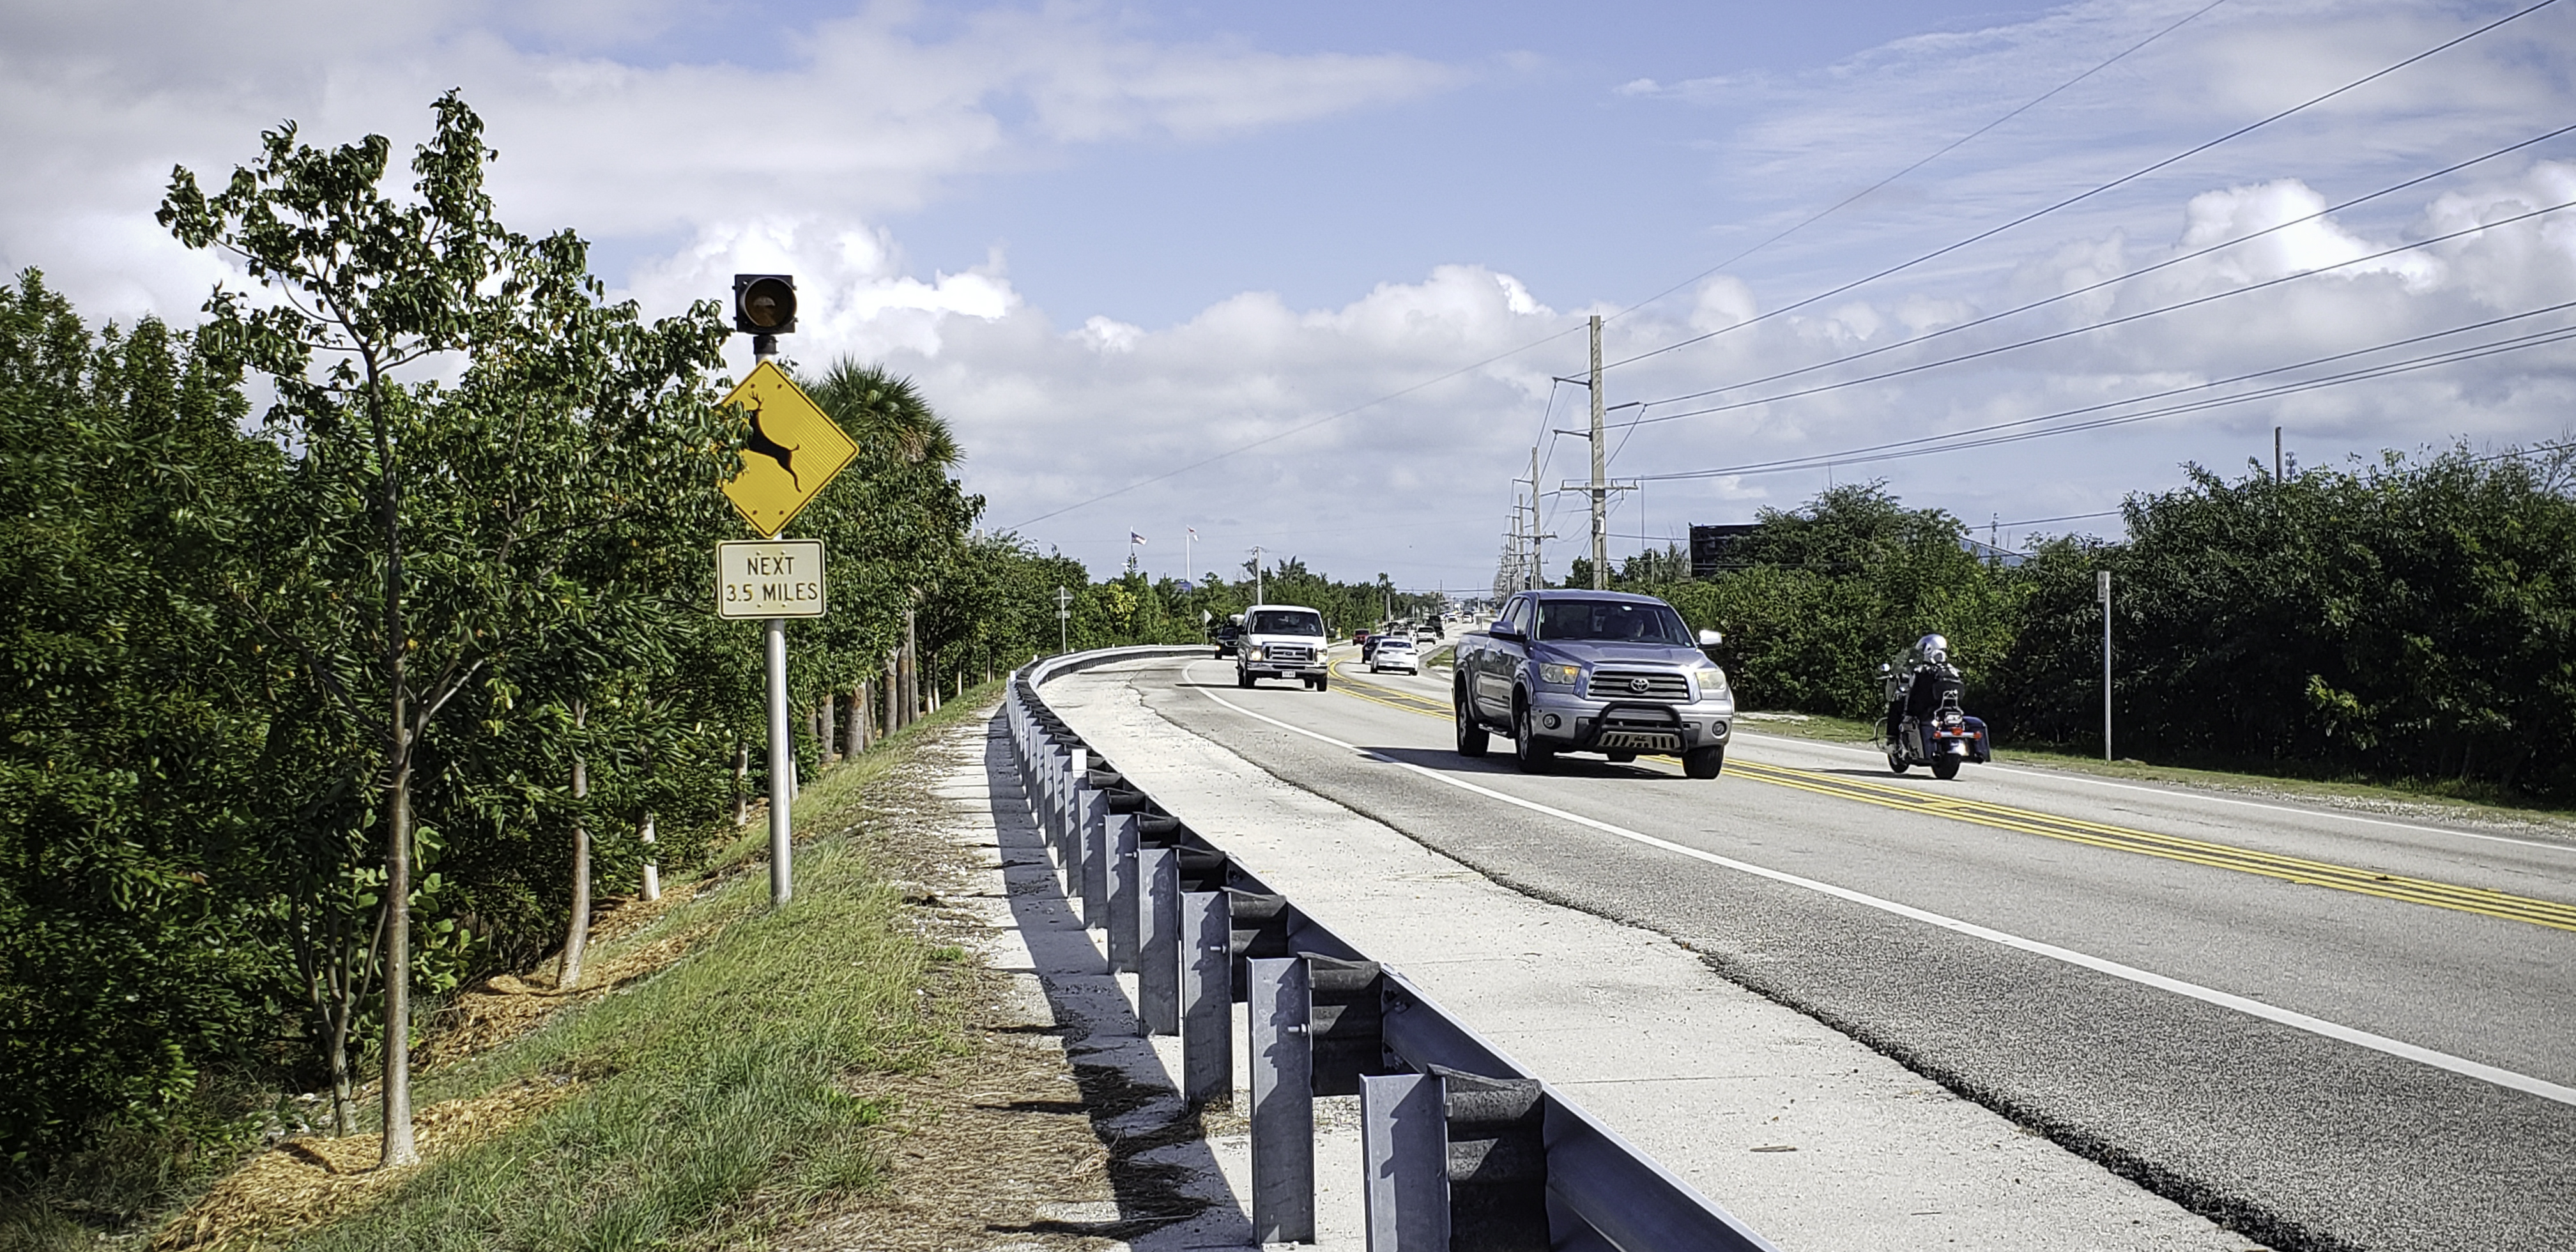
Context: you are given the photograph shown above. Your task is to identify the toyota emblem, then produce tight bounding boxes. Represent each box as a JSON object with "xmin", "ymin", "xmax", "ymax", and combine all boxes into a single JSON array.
[{"xmin": 1628, "ymin": 677, "xmax": 1650, "ymax": 694}]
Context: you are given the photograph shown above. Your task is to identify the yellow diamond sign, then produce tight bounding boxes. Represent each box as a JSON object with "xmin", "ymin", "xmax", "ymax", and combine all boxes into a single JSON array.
[{"xmin": 718, "ymin": 360, "xmax": 857, "ymax": 537}]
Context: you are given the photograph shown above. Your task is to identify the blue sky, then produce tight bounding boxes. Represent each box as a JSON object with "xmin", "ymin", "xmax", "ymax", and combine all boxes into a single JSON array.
[{"xmin": 5, "ymin": 0, "xmax": 2571, "ymax": 591}]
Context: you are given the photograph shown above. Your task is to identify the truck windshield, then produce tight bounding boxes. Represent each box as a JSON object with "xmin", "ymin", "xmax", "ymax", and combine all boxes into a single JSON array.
[
  {"xmin": 1250, "ymin": 610, "xmax": 1324, "ymax": 636},
  {"xmin": 1535, "ymin": 600, "xmax": 1692, "ymax": 644}
]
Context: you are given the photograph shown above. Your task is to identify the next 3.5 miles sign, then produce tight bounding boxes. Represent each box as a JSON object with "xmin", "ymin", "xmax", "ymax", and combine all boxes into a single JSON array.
[{"xmin": 716, "ymin": 540, "xmax": 827, "ymax": 619}]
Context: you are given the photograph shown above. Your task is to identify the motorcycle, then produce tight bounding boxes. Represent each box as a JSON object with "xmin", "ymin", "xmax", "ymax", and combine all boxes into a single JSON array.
[{"xmin": 1877, "ymin": 643, "xmax": 1991, "ymax": 781}]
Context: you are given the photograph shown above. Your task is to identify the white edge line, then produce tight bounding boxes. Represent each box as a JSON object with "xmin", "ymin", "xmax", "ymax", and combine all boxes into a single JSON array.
[
  {"xmin": 1735, "ymin": 729, "xmax": 2576, "ymax": 855},
  {"xmin": 1181, "ymin": 667, "xmax": 2576, "ymax": 1109}
]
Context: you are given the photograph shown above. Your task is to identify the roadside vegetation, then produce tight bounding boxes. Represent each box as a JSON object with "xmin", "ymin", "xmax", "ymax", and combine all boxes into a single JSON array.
[
  {"xmin": 0, "ymin": 93, "xmax": 1401, "ymax": 1233},
  {"xmin": 1583, "ymin": 450, "xmax": 2576, "ymax": 808}
]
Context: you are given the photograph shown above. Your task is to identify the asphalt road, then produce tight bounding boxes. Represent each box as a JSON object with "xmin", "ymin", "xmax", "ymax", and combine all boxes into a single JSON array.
[{"xmin": 1110, "ymin": 648, "xmax": 2576, "ymax": 1252}]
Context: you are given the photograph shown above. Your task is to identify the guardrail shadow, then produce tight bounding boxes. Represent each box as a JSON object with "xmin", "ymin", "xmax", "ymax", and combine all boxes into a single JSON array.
[{"xmin": 974, "ymin": 719, "xmax": 1255, "ymax": 1248}]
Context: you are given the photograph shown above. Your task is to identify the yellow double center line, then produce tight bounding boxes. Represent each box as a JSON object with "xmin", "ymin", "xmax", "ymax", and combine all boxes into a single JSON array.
[{"xmin": 1322, "ymin": 659, "xmax": 2576, "ymax": 934}]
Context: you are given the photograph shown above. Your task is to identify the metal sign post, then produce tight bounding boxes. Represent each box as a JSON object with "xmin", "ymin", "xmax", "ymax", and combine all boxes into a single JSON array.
[{"xmin": 715, "ymin": 274, "xmax": 857, "ymax": 908}]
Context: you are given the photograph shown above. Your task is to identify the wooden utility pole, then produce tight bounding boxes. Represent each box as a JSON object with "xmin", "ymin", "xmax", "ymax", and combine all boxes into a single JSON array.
[{"xmin": 1589, "ymin": 314, "xmax": 1607, "ymax": 590}]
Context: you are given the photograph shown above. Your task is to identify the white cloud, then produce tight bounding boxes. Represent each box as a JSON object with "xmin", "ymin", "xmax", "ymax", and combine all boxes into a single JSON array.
[{"xmin": 6, "ymin": 0, "xmax": 2571, "ymax": 584}]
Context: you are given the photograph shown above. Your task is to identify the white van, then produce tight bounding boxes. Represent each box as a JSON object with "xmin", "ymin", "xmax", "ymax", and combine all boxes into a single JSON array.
[{"xmin": 1237, "ymin": 603, "xmax": 1330, "ymax": 691}]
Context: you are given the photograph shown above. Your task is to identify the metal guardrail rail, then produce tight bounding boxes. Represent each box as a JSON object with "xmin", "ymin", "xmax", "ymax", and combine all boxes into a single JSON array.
[{"xmin": 1009, "ymin": 646, "xmax": 1781, "ymax": 1251}]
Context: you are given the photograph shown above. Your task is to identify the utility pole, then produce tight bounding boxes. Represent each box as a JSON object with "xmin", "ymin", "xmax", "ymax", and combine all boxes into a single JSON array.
[
  {"xmin": 1521, "ymin": 445, "xmax": 1542, "ymax": 590},
  {"xmin": 1056, "ymin": 584, "xmax": 1071, "ymax": 655},
  {"xmin": 1250, "ymin": 546, "xmax": 1266, "ymax": 603},
  {"xmin": 1589, "ymin": 314, "xmax": 1607, "ymax": 590},
  {"xmin": 2099, "ymin": 569, "xmax": 2113, "ymax": 761},
  {"xmin": 2274, "ymin": 426, "xmax": 2284, "ymax": 480}
]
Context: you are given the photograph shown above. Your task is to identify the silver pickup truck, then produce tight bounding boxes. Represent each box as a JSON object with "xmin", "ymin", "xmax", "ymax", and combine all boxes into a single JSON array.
[{"xmin": 1452, "ymin": 589, "xmax": 1734, "ymax": 777}]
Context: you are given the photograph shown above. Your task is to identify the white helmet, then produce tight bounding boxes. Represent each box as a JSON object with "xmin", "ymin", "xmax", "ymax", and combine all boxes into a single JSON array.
[{"xmin": 1915, "ymin": 634, "xmax": 1950, "ymax": 666}]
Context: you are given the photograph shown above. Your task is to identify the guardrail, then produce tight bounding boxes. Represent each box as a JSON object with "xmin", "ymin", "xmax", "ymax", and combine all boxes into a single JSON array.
[{"xmin": 1009, "ymin": 646, "xmax": 1780, "ymax": 1251}]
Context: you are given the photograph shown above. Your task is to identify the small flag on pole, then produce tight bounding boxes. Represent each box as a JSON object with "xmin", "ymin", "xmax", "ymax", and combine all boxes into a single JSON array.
[{"xmin": 1130, "ymin": 531, "xmax": 1147, "ymax": 545}]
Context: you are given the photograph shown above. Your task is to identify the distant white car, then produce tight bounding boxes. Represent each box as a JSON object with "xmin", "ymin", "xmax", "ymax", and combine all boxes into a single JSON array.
[{"xmin": 1369, "ymin": 636, "xmax": 1421, "ymax": 674}]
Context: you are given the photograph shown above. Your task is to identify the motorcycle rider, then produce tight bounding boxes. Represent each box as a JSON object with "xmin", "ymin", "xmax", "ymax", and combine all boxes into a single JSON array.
[{"xmin": 1884, "ymin": 634, "xmax": 1962, "ymax": 745}]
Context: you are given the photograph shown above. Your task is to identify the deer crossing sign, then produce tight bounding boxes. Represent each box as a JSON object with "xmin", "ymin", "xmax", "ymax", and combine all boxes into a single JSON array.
[
  {"xmin": 717, "ymin": 360, "xmax": 858, "ymax": 537},
  {"xmin": 716, "ymin": 540, "xmax": 827, "ymax": 619}
]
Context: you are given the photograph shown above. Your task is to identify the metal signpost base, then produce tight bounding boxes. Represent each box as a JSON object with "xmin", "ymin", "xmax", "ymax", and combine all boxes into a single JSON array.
[{"xmin": 767, "ymin": 616, "xmax": 792, "ymax": 904}]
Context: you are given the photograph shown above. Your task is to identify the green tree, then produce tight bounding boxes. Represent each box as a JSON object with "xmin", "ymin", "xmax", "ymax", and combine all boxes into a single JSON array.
[
  {"xmin": 157, "ymin": 93, "xmax": 733, "ymax": 1163},
  {"xmin": 0, "ymin": 272, "xmax": 281, "ymax": 1173}
]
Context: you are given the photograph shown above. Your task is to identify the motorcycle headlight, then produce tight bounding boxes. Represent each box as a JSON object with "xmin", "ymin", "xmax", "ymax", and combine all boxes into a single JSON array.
[{"xmin": 1536, "ymin": 662, "xmax": 1581, "ymax": 687}]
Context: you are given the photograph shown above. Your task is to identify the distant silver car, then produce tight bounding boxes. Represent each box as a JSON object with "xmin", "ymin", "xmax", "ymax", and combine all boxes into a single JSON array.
[{"xmin": 1369, "ymin": 636, "xmax": 1421, "ymax": 674}]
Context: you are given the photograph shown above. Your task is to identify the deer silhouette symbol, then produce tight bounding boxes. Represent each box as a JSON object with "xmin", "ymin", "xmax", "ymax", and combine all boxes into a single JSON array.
[{"xmin": 742, "ymin": 400, "xmax": 800, "ymax": 488}]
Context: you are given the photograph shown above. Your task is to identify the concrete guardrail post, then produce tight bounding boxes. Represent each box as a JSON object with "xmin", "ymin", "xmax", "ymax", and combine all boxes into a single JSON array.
[
  {"xmin": 1140, "ymin": 844, "xmax": 1180, "ymax": 1035},
  {"xmin": 1108, "ymin": 813, "xmax": 1140, "ymax": 972},
  {"xmin": 1361, "ymin": 1071, "xmax": 1450, "ymax": 1251},
  {"xmin": 1250, "ymin": 956, "xmax": 1316, "ymax": 1244},
  {"xmin": 1181, "ymin": 889, "xmax": 1232, "ymax": 1104}
]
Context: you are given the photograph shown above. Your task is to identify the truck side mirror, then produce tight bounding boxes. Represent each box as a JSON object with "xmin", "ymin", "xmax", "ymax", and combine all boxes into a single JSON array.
[{"xmin": 1696, "ymin": 629, "xmax": 1722, "ymax": 647}]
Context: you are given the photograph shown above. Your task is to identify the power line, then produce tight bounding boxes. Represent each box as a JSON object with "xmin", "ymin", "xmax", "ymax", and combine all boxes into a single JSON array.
[
  {"xmin": 1006, "ymin": 2, "xmax": 2275, "ymax": 533},
  {"xmin": 1997, "ymin": 509, "xmax": 2125, "ymax": 527},
  {"xmin": 1598, "ymin": 0, "xmax": 2232, "ymax": 332},
  {"xmin": 1621, "ymin": 197, "xmax": 2576, "ymax": 431},
  {"xmin": 1648, "ymin": 300, "xmax": 2576, "ymax": 477},
  {"xmin": 1008, "ymin": 321, "xmax": 1591, "ymax": 528},
  {"xmin": 1598, "ymin": 0, "xmax": 2566, "ymax": 374},
  {"xmin": 1637, "ymin": 310, "xmax": 2576, "ymax": 482},
  {"xmin": 1629, "ymin": 121, "xmax": 2576, "ymax": 415}
]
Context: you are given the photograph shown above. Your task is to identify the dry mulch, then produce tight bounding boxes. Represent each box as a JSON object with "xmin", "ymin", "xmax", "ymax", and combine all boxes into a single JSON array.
[{"xmin": 150, "ymin": 1080, "xmax": 576, "ymax": 1251}]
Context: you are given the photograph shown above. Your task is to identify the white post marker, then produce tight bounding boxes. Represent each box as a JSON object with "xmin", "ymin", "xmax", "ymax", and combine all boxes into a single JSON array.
[
  {"xmin": 1056, "ymin": 584, "xmax": 1073, "ymax": 654},
  {"xmin": 2099, "ymin": 568, "xmax": 2113, "ymax": 762},
  {"xmin": 717, "ymin": 539, "xmax": 829, "ymax": 903}
]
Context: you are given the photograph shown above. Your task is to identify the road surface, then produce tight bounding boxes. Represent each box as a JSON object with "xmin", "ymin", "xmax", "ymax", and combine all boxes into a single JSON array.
[{"xmin": 1067, "ymin": 648, "xmax": 2576, "ymax": 1252}]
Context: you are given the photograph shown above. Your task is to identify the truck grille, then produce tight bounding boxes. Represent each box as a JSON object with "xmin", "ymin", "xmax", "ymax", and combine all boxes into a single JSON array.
[
  {"xmin": 1266, "ymin": 644, "xmax": 1314, "ymax": 663},
  {"xmin": 1588, "ymin": 669, "xmax": 1690, "ymax": 701},
  {"xmin": 1593, "ymin": 706, "xmax": 1683, "ymax": 752}
]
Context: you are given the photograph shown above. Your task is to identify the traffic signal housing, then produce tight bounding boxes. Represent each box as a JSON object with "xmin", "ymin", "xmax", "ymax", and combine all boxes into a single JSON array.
[{"xmin": 733, "ymin": 274, "xmax": 797, "ymax": 335}]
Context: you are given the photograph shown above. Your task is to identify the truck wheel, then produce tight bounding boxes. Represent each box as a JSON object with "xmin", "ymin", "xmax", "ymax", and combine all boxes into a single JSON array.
[
  {"xmin": 1683, "ymin": 745, "xmax": 1725, "ymax": 779},
  {"xmin": 1932, "ymin": 756, "xmax": 1961, "ymax": 781},
  {"xmin": 1512, "ymin": 701, "xmax": 1554, "ymax": 773},
  {"xmin": 1455, "ymin": 691, "xmax": 1489, "ymax": 758},
  {"xmin": 1314, "ymin": 674, "xmax": 1329, "ymax": 692}
]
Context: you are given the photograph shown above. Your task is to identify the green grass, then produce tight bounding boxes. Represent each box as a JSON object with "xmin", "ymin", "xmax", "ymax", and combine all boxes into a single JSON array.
[
  {"xmin": 1733, "ymin": 708, "xmax": 2576, "ymax": 828},
  {"xmin": 277, "ymin": 684, "xmax": 1005, "ymax": 1252}
]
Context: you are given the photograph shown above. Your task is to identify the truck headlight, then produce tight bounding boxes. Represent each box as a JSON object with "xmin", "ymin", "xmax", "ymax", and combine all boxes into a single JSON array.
[
  {"xmin": 1248, "ymin": 645, "xmax": 1265, "ymax": 661},
  {"xmin": 1536, "ymin": 662, "xmax": 1581, "ymax": 687},
  {"xmin": 1691, "ymin": 661, "xmax": 1728, "ymax": 698}
]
